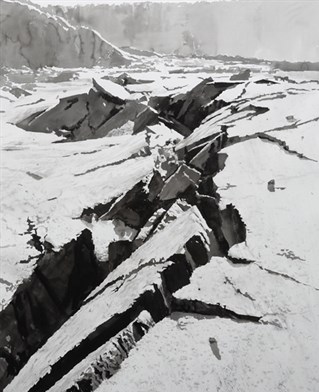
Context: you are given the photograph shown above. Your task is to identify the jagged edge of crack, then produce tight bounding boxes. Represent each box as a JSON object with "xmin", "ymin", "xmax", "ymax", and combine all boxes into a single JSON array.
[{"xmin": 171, "ymin": 297, "xmax": 261, "ymax": 323}]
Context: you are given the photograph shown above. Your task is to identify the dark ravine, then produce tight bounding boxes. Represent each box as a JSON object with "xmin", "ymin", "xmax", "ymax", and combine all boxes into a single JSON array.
[
  {"xmin": 65, "ymin": 311, "xmax": 155, "ymax": 392},
  {"xmin": 0, "ymin": 230, "xmax": 102, "ymax": 388},
  {"xmin": 25, "ymin": 245, "xmax": 209, "ymax": 392},
  {"xmin": 27, "ymin": 287, "xmax": 168, "ymax": 392}
]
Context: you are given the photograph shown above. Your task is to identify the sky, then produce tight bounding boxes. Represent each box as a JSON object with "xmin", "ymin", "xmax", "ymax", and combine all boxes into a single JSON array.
[
  {"xmin": 28, "ymin": 0, "xmax": 284, "ymax": 6},
  {"xmin": 30, "ymin": 0, "xmax": 232, "ymax": 5},
  {"xmin": 29, "ymin": 0, "xmax": 318, "ymax": 6}
]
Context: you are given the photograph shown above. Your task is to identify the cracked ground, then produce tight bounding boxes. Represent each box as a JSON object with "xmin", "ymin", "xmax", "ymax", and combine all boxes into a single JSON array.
[{"xmin": 1, "ymin": 55, "xmax": 319, "ymax": 392}]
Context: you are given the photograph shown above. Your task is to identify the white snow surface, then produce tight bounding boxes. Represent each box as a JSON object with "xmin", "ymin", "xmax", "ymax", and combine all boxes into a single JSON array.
[{"xmin": 215, "ymin": 138, "xmax": 319, "ymax": 289}]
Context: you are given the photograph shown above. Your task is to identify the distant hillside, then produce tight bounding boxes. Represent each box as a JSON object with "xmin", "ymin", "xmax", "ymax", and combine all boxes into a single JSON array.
[
  {"xmin": 49, "ymin": 1, "xmax": 319, "ymax": 62},
  {"xmin": 0, "ymin": 0, "xmax": 131, "ymax": 69}
]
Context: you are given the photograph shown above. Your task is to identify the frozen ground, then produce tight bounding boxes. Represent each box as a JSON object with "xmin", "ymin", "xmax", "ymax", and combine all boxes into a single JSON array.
[{"xmin": 1, "ymin": 55, "xmax": 319, "ymax": 392}]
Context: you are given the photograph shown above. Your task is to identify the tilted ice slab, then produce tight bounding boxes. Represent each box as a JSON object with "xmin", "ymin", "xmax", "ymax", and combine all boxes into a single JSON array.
[
  {"xmin": 0, "ymin": 123, "xmax": 154, "ymax": 308},
  {"xmin": 93, "ymin": 78, "xmax": 131, "ymax": 102},
  {"xmin": 4, "ymin": 206, "xmax": 210, "ymax": 392},
  {"xmin": 178, "ymin": 80, "xmax": 319, "ymax": 153}
]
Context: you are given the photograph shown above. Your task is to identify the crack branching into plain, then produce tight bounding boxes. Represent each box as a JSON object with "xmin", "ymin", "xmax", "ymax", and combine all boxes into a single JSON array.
[
  {"xmin": 74, "ymin": 152, "xmax": 146, "ymax": 177},
  {"xmin": 228, "ymin": 132, "xmax": 317, "ymax": 162},
  {"xmin": 258, "ymin": 134, "xmax": 317, "ymax": 162},
  {"xmin": 255, "ymin": 264, "xmax": 319, "ymax": 292},
  {"xmin": 171, "ymin": 297, "xmax": 261, "ymax": 323},
  {"xmin": 112, "ymin": 257, "xmax": 169, "ymax": 293},
  {"xmin": 224, "ymin": 276, "xmax": 256, "ymax": 302}
]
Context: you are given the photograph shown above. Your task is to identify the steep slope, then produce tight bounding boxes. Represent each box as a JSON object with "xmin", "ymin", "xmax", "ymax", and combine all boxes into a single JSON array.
[{"xmin": 0, "ymin": 0, "xmax": 131, "ymax": 69}]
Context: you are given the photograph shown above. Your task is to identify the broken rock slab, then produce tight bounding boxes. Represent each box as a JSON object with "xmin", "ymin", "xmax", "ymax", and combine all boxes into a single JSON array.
[
  {"xmin": 16, "ymin": 79, "xmax": 147, "ymax": 141},
  {"xmin": 133, "ymin": 106, "xmax": 159, "ymax": 134},
  {"xmin": 150, "ymin": 78, "xmax": 236, "ymax": 133},
  {"xmin": 47, "ymin": 310, "xmax": 155, "ymax": 392},
  {"xmin": 88, "ymin": 100, "xmax": 146, "ymax": 141},
  {"xmin": 134, "ymin": 199, "xmax": 191, "ymax": 248},
  {"xmin": 100, "ymin": 171, "xmax": 164, "ymax": 229},
  {"xmin": 92, "ymin": 78, "xmax": 131, "ymax": 104},
  {"xmin": 159, "ymin": 164, "xmax": 201, "ymax": 201},
  {"xmin": 189, "ymin": 131, "xmax": 228, "ymax": 173}
]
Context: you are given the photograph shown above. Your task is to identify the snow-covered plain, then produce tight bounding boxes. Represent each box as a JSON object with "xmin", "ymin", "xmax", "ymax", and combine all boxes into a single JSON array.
[
  {"xmin": 96, "ymin": 311, "xmax": 319, "ymax": 392},
  {"xmin": 1, "ymin": 55, "xmax": 319, "ymax": 392}
]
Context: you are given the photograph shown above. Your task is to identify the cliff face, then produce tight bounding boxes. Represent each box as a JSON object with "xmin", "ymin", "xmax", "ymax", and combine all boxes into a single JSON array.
[
  {"xmin": 0, "ymin": 0, "xmax": 131, "ymax": 69},
  {"xmin": 51, "ymin": 1, "xmax": 319, "ymax": 62}
]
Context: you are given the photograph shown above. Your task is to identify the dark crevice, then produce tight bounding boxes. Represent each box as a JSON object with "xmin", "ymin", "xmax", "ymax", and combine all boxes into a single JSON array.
[
  {"xmin": 227, "ymin": 256, "xmax": 255, "ymax": 265},
  {"xmin": 171, "ymin": 297, "xmax": 261, "ymax": 323},
  {"xmin": 0, "ymin": 230, "xmax": 103, "ymax": 390},
  {"xmin": 258, "ymin": 134, "xmax": 317, "ymax": 162},
  {"xmin": 65, "ymin": 313, "xmax": 154, "ymax": 392}
]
